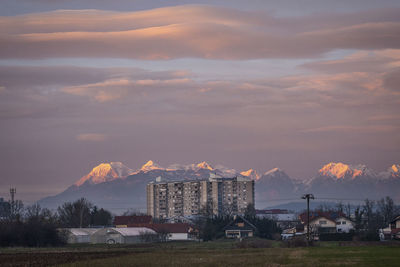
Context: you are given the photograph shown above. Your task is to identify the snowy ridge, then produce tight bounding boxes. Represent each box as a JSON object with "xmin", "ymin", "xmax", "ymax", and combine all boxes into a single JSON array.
[
  {"xmin": 74, "ymin": 161, "xmax": 399, "ymax": 188},
  {"xmin": 318, "ymin": 162, "xmax": 377, "ymax": 179},
  {"xmin": 240, "ymin": 169, "xmax": 260, "ymax": 180},
  {"xmin": 74, "ymin": 162, "xmax": 133, "ymax": 186}
]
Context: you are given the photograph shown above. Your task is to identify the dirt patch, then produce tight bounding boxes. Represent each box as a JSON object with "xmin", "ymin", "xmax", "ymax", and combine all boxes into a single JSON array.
[{"xmin": 0, "ymin": 251, "xmax": 131, "ymax": 267}]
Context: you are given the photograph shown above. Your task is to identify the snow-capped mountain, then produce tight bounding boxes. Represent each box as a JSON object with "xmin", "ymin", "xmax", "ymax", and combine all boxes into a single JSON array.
[
  {"xmin": 240, "ymin": 169, "xmax": 260, "ymax": 180},
  {"xmin": 255, "ymin": 168, "xmax": 299, "ymax": 207},
  {"xmin": 318, "ymin": 162, "xmax": 376, "ymax": 180},
  {"xmin": 379, "ymin": 164, "xmax": 400, "ymax": 179},
  {"xmin": 75, "ymin": 162, "xmax": 134, "ymax": 186},
  {"xmin": 138, "ymin": 160, "xmax": 164, "ymax": 172},
  {"xmin": 38, "ymin": 161, "xmax": 400, "ymax": 213}
]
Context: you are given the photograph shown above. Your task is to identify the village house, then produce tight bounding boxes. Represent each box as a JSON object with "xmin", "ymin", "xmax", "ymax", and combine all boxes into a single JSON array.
[
  {"xmin": 335, "ymin": 216, "xmax": 354, "ymax": 233},
  {"xmin": 299, "ymin": 211, "xmax": 354, "ymax": 236},
  {"xmin": 224, "ymin": 215, "xmax": 257, "ymax": 239},
  {"xmin": 390, "ymin": 215, "xmax": 400, "ymax": 240}
]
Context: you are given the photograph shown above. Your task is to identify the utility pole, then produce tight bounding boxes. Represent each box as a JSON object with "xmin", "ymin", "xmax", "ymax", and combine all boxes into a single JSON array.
[
  {"xmin": 302, "ymin": 194, "xmax": 314, "ymax": 243},
  {"xmin": 10, "ymin": 188, "xmax": 16, "ymax": 217}
]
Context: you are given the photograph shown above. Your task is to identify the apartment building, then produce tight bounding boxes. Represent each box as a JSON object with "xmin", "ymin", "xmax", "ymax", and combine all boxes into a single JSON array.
[{"xmin": 147, "ymin": 175, "xmax": 254, "ymax": 219}]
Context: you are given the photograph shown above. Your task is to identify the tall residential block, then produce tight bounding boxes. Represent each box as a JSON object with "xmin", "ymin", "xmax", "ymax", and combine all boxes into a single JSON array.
[{"xmin": 147, "ymin": 176, "xmax": 254, "ymax": 219}]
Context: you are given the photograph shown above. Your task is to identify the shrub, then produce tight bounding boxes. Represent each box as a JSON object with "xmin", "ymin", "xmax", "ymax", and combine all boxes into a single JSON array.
[
  {"xmin": 283, "ymin": 236, "xmax": 310, "ymax": 248},
  {"xmin": 236, "ymin": 239, "xmax": 273, "ymax": 248}
]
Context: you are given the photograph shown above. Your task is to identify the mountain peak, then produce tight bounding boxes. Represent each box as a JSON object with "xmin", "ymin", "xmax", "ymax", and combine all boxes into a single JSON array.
[
  {"xmin": 319, "ymin": 162, "xmax": 375, "ymax": 179},
  {"xmin": 196, "ymin": 161, "xmax": 213, "ymax": 170},
  {"xmin": 140, "ymin": 160, "xmax": 164, "ymax": 172},
  {"xmin": 75, "ymin": 162, "xmax": 133, "ymax": 186},
  {"xmin": 390, "ymin": 164, "xmax": 400, "ymax": 178},
  {"xmin": 240, "ymin": 169, "xmax": 260, "ymax": 180},
  {"xmin": 392, "ymin": 164, "xmax": 399, "ymax": 173},
  {"xmin": 264, "ymin": 167, "xmax": 284, "ymax": 176}
]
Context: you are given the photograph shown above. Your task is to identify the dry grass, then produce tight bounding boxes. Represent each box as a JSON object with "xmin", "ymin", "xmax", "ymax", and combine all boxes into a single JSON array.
[{"xmin": 1, "ymin": 240, "xmax": 400, "ymax": 266}]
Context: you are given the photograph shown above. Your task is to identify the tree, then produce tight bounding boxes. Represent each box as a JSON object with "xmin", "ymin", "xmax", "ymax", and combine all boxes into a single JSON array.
[
  {"xmin": 0, "ymin": 203, "xmax": 66, "ymax": 247},
  {"xmin": 354, "ymin": 205, "xmax": 364, "ymax": 231},
  {"xmin": 363, "ymin": 199, "xmax": 376, "ymax": 232},
  {"xmin": 57, "ymin": 198, "xmax": 92, "ymax": 228},
  {"xmin": 377, "ymin": 196, "xmax": 395, "ymax": 228},
  {"xmin": 244, "ymin": 203, "xmax": 256, "ymax": 219},
  {"xmin": 336, "ymin": 202, "xmax": 344, "ymax": 214},
  {"xmin": 344, "ymin": 203, "xmax": 352, "ymax": 218},
  {"xmin": 90, "ymin": 206, "xmax": 112, "ymax": 226}
]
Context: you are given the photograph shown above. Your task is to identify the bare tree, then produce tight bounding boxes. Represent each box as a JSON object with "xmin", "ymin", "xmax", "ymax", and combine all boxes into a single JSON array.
[{"xmin": 344, "ymin": 203, "xmax": 352, "ymax": 218}]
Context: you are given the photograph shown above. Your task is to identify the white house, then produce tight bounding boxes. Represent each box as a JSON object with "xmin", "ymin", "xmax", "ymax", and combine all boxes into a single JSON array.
[{"xmin": 335, "ymin": 216, "xmax": 354, "ymax": 233}]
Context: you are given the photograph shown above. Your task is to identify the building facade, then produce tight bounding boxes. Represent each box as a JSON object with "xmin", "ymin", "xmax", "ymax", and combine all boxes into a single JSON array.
[{"xmin": 147, "ymin": 176, "xmax": 254, "ymax": 219}]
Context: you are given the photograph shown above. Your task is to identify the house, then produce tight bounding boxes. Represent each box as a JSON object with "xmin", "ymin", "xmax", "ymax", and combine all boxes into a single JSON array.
[
  {"xmin": 114, "ymin": 215, "xmax": 152, "ymax": 227},
  {"xmin": 125, "ymin": 223, "xmax": 197, "ymax": 241},
  {"xmin": 390, "ymin": 215, "xmax": 400, "ymax": 240},
  {"xmin": 224, "ymin": 215, "xmax": 257, "ymax": 239},
  {"xmin": 299, "ymin": 211, "xmax": 350, "ymax": 235},
  {"xmin": 63, "ymin": 228, "xmax": 99, "ymax": 244},
  {"xmin": 335, "ymin": 216, "xmax": 354, "ymax": 233},
  {"xmin": 90, "ymin": 227, "xmax": 156, "ymax": 244}
]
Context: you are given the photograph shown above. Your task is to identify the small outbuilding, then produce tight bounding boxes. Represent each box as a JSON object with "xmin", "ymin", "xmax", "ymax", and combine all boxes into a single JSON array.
[
  {"xmin": 90, "ymin": 227, "xmax": 156, "ymax": 244},
  {"xmin": 64, "ymin": 228, "xmax": 99, "ymax": 244},
  {"xmin": 224, "ymin": 215, "xmax": 257, "ymax": 239},
  {"xmin": 125, "ymin": 223, "xmax": 197, "ymax": 241}
]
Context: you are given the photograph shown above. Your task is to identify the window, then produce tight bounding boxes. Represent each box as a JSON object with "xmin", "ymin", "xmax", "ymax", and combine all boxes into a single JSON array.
[
  {"xmin": 319, "ymin": 220, "xmax": 327, "ymax": 225},
  {"xmin": 342, "ymin": 221, "xmax": 346, "ymax": 225}
]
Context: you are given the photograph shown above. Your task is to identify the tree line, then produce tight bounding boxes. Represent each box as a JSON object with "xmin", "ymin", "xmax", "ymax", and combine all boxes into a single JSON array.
[
  {"xmin": 312, "ymin": 196, "xmax": 399, "ymax": 240},
  {"xmin": 0, "ymin": 198, "xmax": 112, "ymax": 247}
]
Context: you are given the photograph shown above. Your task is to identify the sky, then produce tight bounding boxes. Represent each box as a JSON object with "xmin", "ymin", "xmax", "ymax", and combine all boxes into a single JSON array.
[{"xmin": 0, "ymin": 0, "xmax": 399, "ymax": 203}]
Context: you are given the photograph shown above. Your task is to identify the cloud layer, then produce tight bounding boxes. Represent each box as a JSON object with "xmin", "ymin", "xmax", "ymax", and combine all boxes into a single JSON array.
[{"xmin": 1, "ymin": 6, "xmax": 400, "ymax": 59}]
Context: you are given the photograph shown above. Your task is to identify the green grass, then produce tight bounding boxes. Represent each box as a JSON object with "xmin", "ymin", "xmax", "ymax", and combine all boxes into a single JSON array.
[{"xmin": 1, "ymin": 240, "xmax": 400, "ymax": 266}]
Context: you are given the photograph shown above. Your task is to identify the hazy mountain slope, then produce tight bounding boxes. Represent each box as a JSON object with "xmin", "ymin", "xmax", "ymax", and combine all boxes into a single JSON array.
[{"xmin": 38, "ymin": 161, "xmax": 400, "ymax": 214}]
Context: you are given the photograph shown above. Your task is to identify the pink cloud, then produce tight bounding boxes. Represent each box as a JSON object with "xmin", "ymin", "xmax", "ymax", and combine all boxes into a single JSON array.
[
  {"xmin": 1, "ymin": 6, "xmax": 400, "ymax": 60},
  {"xmin": 76, "ymin": 133, "xmax": 107, "ymax": 142}
]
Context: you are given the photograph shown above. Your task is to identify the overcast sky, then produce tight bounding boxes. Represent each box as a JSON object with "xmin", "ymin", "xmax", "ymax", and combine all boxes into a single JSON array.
[{"xmin": 1, "ymin": 0, "xmax": 399, "ymax": 203}]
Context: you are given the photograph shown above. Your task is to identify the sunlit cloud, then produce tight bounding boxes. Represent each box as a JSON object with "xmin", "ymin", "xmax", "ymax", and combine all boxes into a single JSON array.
[
  {"xmin": 76, "ymin": 133, "xmax": 107, "ymax": 142},
  {"xmin": 1, "ymin": 6, "xmax": 400, "ymax": 60}
]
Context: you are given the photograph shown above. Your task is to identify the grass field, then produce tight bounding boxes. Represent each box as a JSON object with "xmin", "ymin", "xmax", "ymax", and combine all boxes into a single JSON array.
[{"xmin": 1, "ymin": 240, "xmax": 399, "ymax": 266}]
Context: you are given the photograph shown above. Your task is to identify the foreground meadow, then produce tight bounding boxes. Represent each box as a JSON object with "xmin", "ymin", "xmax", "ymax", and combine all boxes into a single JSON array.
[{"xmin": 1, "ymin": 240, "xmax": 399, "ymax": 266}]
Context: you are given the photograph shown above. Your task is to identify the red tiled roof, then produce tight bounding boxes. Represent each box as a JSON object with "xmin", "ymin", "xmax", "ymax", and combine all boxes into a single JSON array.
[
  {"xmin": 114, "ymin": 215, "xmax": 152, "ymax": 225},
  {"xmin": 128, "ymin": 223, "xmax": 193, "ymax": 233},
  {"xmin": 391, "ymin": 228, "xmax": 400, "ymax": 234}
]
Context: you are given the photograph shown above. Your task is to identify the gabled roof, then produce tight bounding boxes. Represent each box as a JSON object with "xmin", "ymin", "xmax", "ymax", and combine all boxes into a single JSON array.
[
  {"xmin": 390, "ymin": 215, "xmax": 400, "ymax": 224},
  {"xmin": 114, "ymin": 215, "xmax": 152, "ymax": 225},
  {"xmin": 224, "ymin": 216, "xmax": 257, "ymax": 231},
  {"xmin": 299, "ymin": 211, "xmax": 347, "ymax": 224}
]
